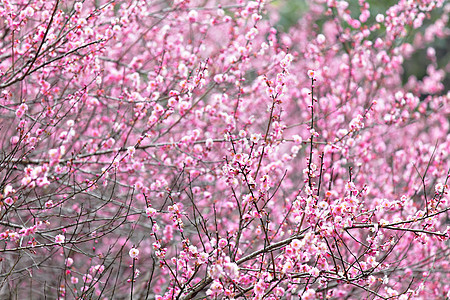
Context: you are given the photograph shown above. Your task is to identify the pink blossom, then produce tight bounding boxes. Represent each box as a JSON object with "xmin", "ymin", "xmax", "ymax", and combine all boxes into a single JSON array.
[
  {"xmin": 4, "ymin": 197, "xmax": 14, "ymax": 206},
  {"xmin": 55, "ymin": 234, "xmax": 65, "ymax": 244},
  {"xmin": 74, "ymin": 2, "xmax": 82, "ymax": 12},
  {"xmin": 0, "ymin": 1, "xmax": 448, "ymax": 298},
  {"xmin": 376, "ymin": 14, "xmax": 385, "ymax": 22},
  {"xmin": 146, "ymin": 207, "xmax": 157, "ymax": 217},
  {"xmin": 245, "ymin": 27, "xmax": 258, "ymax": 40},
  {"xmin": 66, "ymin": 258, "xmax": 74, "ymax": 267},
  {"xmin": 129, "ymin": 248, "xmax": 139, "ymax": 259},
  {"xmin": 218, "ymin": 238, "xmax": 227, "ymax": 248},
  {"xmin": 15, "ymin": 103, "xmax": 28, "ymax": 118},
  {"xmin": 317, "ymin": 34, "xmax": 326, "ymax": 44},
  {"xmin": 187, "ymin": 10, "xmax": 198, "ymax": 23},
  {"xmin": 206, "ymin": 280, "xmax": 223, "ymax": 296},
  {"xmin": 302, "ymin": 289, "xmax": 316, "ymax": 300},
  {"xmin": 82, "ymin": 274, "xmax": 92, "ymax": 284},
  {"xmin": 10, "ymin": 136, "xmax": 19, "ymax": 144}
]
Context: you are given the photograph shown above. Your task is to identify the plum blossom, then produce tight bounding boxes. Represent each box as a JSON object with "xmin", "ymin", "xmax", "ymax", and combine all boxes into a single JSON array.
[
  {"xmin": 0, "ymin": 0, "xmax": 448, "ymax": 298},
  {"xmin": 55, "ymin": 234, "xmax": 65, "ymax": 244},
  {"xmin": 245, "ymin": 27, "xmax": 258, "ymax": 40},
  {"xmin": 302, "ymin": 289, "xmax": 316, "ymax": 300},
  {"xmin": 146, "ymin": 207, "xmax": 157, "ymax": 217},
  {"xmin": 15, "ymin": 103, "xmax": 28, "ymax": 118},
  {"xmin": 187, "ymin": 10, "xmax": 198, "ymax": 23},
  {"xmin": 66, "ymin": 258, "xmax": 74, "ymax": 267},
  {"xmin": 129, "ymin": 247, "xmax": 139, "ymax": 259},
  {"xmin": 206, "ymin": 280, "xmax": 223, "ymax": 296}
]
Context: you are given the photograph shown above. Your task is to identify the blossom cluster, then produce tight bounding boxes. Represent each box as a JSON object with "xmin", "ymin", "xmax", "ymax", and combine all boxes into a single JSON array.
[{"xmin": 0, "ymin": 0, "xmax": 449, "ymax": 299}]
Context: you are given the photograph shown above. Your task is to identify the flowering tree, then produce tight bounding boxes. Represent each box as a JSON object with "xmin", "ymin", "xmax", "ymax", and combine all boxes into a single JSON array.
[{"xmin": 0, "ymin": 0, "xmax": 449, "ymax": 299}]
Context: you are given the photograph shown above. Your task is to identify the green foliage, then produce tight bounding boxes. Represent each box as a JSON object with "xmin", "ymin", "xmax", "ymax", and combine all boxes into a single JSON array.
[{"xmin": 273, "ymin": 0, "xmax": 308, "ymax": 31}]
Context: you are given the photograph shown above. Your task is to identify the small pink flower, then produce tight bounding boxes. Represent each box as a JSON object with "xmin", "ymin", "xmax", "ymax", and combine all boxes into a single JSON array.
[
  {"xmin": 274, "ymin": 287, "xmax": 285, "ymax": 297},
  {"xmin": 252, "ymin": 13, "xmax": 261, "ymax": 22},
  {"xmin": 127, "ymin": 146, "xmax": 136, "ymax": 157},
  {"xmin": 0, "ymin": 232, "xmax": 9, "ymax": 240},
  {"xmin": 349, "ymin": 19, "xmax": 361, "ymax": 29},
  {"xmin": 129, "ymin": 247, "xmax": 139, "ymax": 259},
  {"xmin": 316, "ymin": 34, "xmax": 326, "ymax": 44},
  {"xmin": 188, "ymin": 10, "xmax": 198, "ymax": 23},
  {"xmin": 4, "ymin": 197, "xmax": 14, "ymax": 206},
  {"xmin": 66, "ymin": 258, "xmax": 74, "ymax": 267},
  {"xmin": 254, "ymin": 280, "xmax": 266, "ymax": 295},
  {"xmin": 4, "ymin": 184, "xmax": 15, "ymax": 196},
  {"xmin": 218, "ymin": 238, "xmax": 228, "ymax": 248},
  {"xmin": 146, "ymin": 207, "xmax": 157, "ymax": 217},
  {"xmin": 15, "ymin": 103, "xmax": 28, "ymax": 118},
  {"xmin": 307, "ymin": 70, "xmax": 315, "ymax": 79},
  {"xmin": 23, "ymin": 6, "xmax": 34, "ymax": 17},
  {"xmin": 82, "ymin": 274, "xmax": 92, "ymax": 284},
  {"xmin": 303, "ymin": 289, "xmax": 316, "ymax": 300},
  {"xmin": 206, "ymin": 280, "xmax": 223, "ymax": 296},
  {"xmin": 205, "ymin": 138, "xmax": 213, "ymax": 148},
  {"xmin": 292, "ymin": 134, "xmax": 302, "ymax": 144},
  {"xmin": 55, "ymin": 234, "xmax": 65, "ymax": 244},
  {"xmin": 290, "ymin": 239, "xmax": 302, "ymax": 250},
  {"xmin": 10, "ymin": 136, "xmax": 19, "ymax": 144},
  {"xmin": 250, "ymin": 133, "xmax": 262, "ymax": 143},
  {"xmin": 282, "ymin": 260, "xmax": 293, "ymax": 273},
  {"xmin": 245, "ymin": 27, "xmax": 258, "ymax": 40},
  {"xmin": 213, "ymin": 74, "xmax": 224, "ymax": 83},
  {"xmin": 74, "ymin": 2, "xmax": 82, "ymax": 12},
  {"xmin": 376, "ymin": 14, "xmax": 384, "ymax": 23},
  {"xmin": 90, "ymin": 264, "xmax": 105, "ymax": 274}
]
